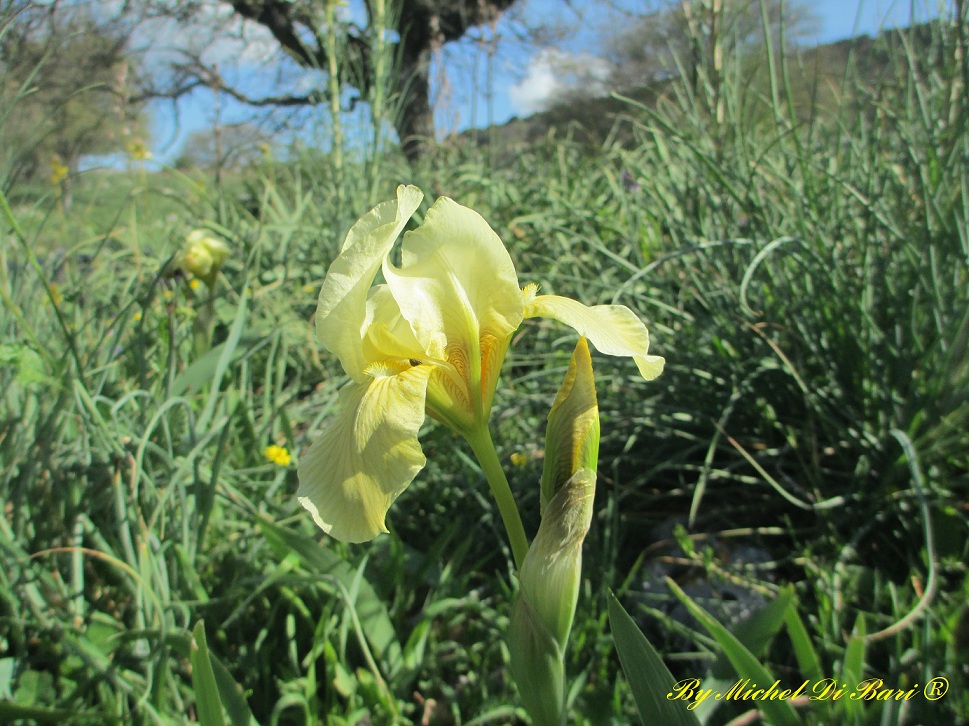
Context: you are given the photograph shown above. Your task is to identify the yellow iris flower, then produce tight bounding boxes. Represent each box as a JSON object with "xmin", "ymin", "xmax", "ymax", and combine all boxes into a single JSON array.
[{"xmin": 297, "ymin": 185, "xmax": 664, "ymax": 543}]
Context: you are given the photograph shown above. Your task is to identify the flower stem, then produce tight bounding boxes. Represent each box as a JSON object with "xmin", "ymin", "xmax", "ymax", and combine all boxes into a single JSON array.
[{"xmin": 467, "ymin": 426, "xmax": 529, "ymax": 570}]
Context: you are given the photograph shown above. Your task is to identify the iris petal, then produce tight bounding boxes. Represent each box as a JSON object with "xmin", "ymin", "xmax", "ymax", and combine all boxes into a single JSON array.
[
  {"xmin": 296, "ymin": 363, "xmax": 433, "ymax": 543},
  {"xmin": 383, "ymin": 197, "xmax": 523, "ymax": 361},
  {"xmin": 524, "ymin": 294, "xmax": 665, "ymax": 380},
  {"xmin": 362, "ymin": 285, "xmax": 427, "ymax": 363},
  {"xmin": 316, "ymin": 185, "xmax": 424, "ymax": 380}
]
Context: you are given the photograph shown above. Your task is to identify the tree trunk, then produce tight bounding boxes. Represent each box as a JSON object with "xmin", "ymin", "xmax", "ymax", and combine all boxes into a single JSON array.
[{"xmin": 396, "ymin": 45, "xmax": 435, "ymax": 164}]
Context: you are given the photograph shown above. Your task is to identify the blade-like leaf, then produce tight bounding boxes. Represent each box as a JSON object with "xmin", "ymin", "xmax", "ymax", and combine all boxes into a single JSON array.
[
  {"xmin": 666, "ymin": 578, "xmax": 803, "ymax": 726},
  {"xmin": 710, "ymin": 585, "xmax": 794, "ymax": 679},
  {"xmin": 196, "ymin": 289, "xmax": 249, "ymax": 432},
  {"xmin": 191, "ymin": 620, "xmax": 227, "ymax": 726},
  {"xmin": 606, "ymin": 590, "xmax": 701, "ymax": 726},
  {"xmin": 784, "ymin": 606, "xmax": 823, "ymax": 682},
  {"xmin": 170, "ymin": 336, "xmax": 258, "ymax": 398},
  {"xmin": 693, "ymin": 585, "xmax": 795, "ymax": 723},
  {"xmin": 840, "ymin": 614, "xmax": 867, "ymax": 722},
  {"xmin": 209, "ymin": 652, "xmax": 258, "ymax": 726}
]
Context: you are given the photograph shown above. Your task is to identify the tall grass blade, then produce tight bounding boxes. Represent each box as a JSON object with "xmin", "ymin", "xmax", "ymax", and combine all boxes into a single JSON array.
[
  {"xmin": 666, "ymin": 578, "xmax": 803, "ymax": 726},
  {"xmin": 191, "ymin": 620, "xmax": 228, "ymax": 726}
]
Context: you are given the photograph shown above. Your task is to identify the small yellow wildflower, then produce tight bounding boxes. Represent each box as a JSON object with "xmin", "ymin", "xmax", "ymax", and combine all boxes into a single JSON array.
[
  {"xmin": 50, "ymin": 155, "xmax": 69, "ymax": 185},
  {"xmin": 510, "ymin": 452, "xmax": 529, "ymax": 467},
  {"xmin": 189, "ymin": 278, "xmax": 201, "ymax": 291},
  {"xmin": 127, "ymin": 140, "xmax": 153, "ymax": 160},
  {"xmin": 302, "ymin": 284, "xmax": 316, "ymax": 294},
  {"xmin": 264, "ymin": 445, "xmax": 292, "ymax": 466},
  {"xmin": 133, "ymin": 311, "xmax": 143, "ymax": 321},
  {"xmin": 162, "ymin": 290, "xmax": 175, "ymax": 302}
]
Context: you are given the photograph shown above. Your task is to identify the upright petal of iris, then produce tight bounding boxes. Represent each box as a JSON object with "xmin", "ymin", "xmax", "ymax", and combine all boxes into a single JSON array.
[
  {"xmin": 382, "ymin": 196, "xmax": 524, "ymax": 432},
  {"xmin": 316, "ymin": 184, "xmax": 424, "ymax": 380}
]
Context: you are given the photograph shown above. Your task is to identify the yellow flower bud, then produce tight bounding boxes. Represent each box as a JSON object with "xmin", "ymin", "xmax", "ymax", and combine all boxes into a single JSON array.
[
  {"xmin": 126, "ymin": 139, "xmax": 153, "ymax": 160},
  {"xmin": 508, "ymin": 338, "xmax": 599, "ymax": 726},
  {"xmin": 181, "ymin": 230, "xmax": 230, "ymax": 287},
  {"xmin": 49, "ymin": 154, "xmax": 69, "ymax": 185},
  {"xmin": 540, "ymin": 337, "xmax": 599, "ymax": 512}
]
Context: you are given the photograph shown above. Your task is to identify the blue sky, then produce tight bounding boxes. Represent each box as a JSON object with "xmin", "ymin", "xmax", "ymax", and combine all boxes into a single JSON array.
[
  {"xmin": 812, "ymin": 0, "xmax": 932, "ymax": 42},
  {"xmin": 145, "ymin": 0, "xmax": 944, "ymax": 164}
]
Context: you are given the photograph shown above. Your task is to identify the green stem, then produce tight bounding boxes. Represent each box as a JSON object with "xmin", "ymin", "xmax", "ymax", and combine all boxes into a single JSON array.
[
  {"xmin": 325, "ymin": 1, "xmax": 344, "ymax": 182},
  {"xmin": 193, "ymin": 292, "xmax": 215, "ymax": 356},
  {"xmin": 368, "ymin": 0, "xmax": 386, "ymax": 204},
  {"xmin": 466, "ymin": 425, "xmax": 529, "ymax": 570}
]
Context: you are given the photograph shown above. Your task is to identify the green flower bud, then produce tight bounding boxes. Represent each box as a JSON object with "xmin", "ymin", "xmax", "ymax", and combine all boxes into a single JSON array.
[
  {"xmin": 509, "ymin": 338, "xmax": 600, "ymax": 726},
  {"xmin": 540, "ymin": 338, "xmax": 600, "ymax": 512},
  {"xmin": 508, "ymin": 585, "xmax": 566, "ymax": 726}
]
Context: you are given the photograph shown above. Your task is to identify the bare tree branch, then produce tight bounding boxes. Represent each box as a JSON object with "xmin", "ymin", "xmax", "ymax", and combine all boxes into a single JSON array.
[{"xmin": 123, "ymin": 0, "xmax": 529, "ymax": 162}]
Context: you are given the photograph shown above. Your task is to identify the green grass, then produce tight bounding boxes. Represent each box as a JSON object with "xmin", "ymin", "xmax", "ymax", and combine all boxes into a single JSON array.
[{"xmin": 2, "ymin": 11, "xmax": 967, "ymax": 726}]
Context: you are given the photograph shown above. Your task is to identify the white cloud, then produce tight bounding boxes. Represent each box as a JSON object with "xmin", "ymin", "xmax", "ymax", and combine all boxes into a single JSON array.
[
  {"xmin": 509, "ymin": 48, "xmax": 612, "ymax": 116},
  {"xmin": 509, "ymin": 49, "xmax": 563, "ymax": 115}
]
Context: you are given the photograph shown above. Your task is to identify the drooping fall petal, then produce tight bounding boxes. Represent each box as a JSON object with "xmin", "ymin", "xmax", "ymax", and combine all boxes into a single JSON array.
[
  {"xmin": 296, "ymin": 362, "xmax": 433, "ymax": 543},
  {"xmin": 524, "ymin": 292, "xmax": 665, "ymax": 381},
  {"xmin": 316, "ymin": 185, "xmax": 424, "ymax": 381}
]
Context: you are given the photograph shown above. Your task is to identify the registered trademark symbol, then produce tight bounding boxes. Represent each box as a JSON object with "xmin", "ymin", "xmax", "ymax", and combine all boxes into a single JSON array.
[{"xmin": 924, "ymin": 677, "xmax": 948, "ymax": 700}]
